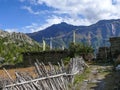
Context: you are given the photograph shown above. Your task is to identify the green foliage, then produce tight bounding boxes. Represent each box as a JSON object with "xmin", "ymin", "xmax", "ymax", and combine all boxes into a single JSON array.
[
  {"xmin": 63, "ymin": 57, "xmax": 71, "ymax": 65},
  {"xmin": 74, "ymin": 68, "xmax": 90, "ymax": 84},
  {"xmin": 69, "ymin": 42, "xmax": 94, "ymax": 57},
  {"xmin": 0, "ymin": 37, "xmax": 42, "ymax": 65}
]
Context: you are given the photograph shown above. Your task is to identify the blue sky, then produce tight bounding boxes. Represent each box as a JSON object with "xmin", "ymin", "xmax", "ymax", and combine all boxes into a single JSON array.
[{"xmin": 0, "ymin": 0, "xmax": 119, "ymax": 33}]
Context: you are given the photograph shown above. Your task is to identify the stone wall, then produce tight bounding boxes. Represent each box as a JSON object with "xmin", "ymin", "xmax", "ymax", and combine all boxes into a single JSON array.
[
  {"xmin": 96, "ymin": 37, "xmax": 120, "ymax": 61},
  {"xmin": 96, "ymin": 47, "xmax": 110, "ymax": 60},
  {"xmin": 109, "ymin": 37, "xmax": 120, "ymax": 58},
  {"xmin": 22, "ymin": 50, "xmax": 69, "ymax": 66}
]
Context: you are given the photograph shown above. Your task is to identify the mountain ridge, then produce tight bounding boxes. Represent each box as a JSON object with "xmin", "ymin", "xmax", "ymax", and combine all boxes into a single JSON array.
[{"xmin": 27, "ymin": 19, "xmax": 120, "ymax": 49}]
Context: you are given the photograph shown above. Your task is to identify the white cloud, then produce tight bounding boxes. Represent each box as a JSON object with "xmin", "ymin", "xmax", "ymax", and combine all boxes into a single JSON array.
[
  {"xmin": 17, "ymin": 0, "xmax": 120, "ymax": 33},
  {"xmin": 46, "ymin": 15, "xmax": 91, "ymax": 26},
  {"xmin": 22, "ymin": 23, "xmax": 39, "ymax": 32},
  {"xmin": 22, "ymin": 6, "xmax": 40, "ymax": 15},
  {"xmin": 20, "ymin": 0, "xmax": 120, "ymax": 23},
  {"xmin": 5, "ymin": 28, "xmax": 19, "ymax": 33},
  {"xmin": 28, "ymin": 15, "xmax": 91, "ymax": 33},
  {"xmin": 5, "ymin": 23, "xmax": 39, "ymax": 33},
  {"xmin": 36, "ymin": 0, "xmax": 120, "ymax": 23}
]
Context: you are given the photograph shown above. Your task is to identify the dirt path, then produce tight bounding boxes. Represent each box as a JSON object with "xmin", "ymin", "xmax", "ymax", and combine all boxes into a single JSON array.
[
  {"xmin": 0, "ymin": 64, "xmax": 118, "ymax": 90},
  {"xmin": 80, "ymin": 65, "xmax": 112, "ymax": 90}
]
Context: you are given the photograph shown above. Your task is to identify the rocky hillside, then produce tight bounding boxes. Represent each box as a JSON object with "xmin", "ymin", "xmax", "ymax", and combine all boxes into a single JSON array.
[
  {"xmin": 27, "ymin": 19, "xmax": 120, "ymax": 49},
  {"xmin": 0, "ymin": 30, "xmax": 42, "ymax": 65},
  {"xmin": 0, "ymin": 30, "xmax": 39, "ymax": 45}
]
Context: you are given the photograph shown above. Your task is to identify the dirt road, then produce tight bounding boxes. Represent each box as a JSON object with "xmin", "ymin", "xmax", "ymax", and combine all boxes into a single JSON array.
[{"xmin": 79, "ymin": 64, "xmax": 113, "ymax": 90}]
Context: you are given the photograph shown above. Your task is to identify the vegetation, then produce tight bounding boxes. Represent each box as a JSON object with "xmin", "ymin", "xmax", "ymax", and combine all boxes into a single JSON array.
[
  {"xmin": 63, "ymin": 57, "xmax": 71, "ymax": 65},
  {"xmin": 69, "ymin": 42, "xmax": 94, "ymax": 58},
  {"xmin": 0, "ymin": 37, "xmax": 42, "ymax": 65},
  {"xmin": 0, "ymin": 30, "xmax": 94, "ymax": 66},
  {"xmin": 73, "ymin": 68, "xmax": 90, "ymax": 84},
  {"xmin": 68, "ymin": 68, "xmax": 90, "ymax": 90}
]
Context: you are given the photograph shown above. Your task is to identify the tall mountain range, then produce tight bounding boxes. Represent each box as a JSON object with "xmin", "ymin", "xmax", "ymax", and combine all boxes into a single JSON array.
[{"xmin": 27, "ymin": 19, "xmax": 120, "ymax": 49}]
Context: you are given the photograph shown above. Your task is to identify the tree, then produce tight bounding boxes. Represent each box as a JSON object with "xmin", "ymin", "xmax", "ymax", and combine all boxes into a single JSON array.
[{"xmin": 69, "ymin": 42, "xmax": 94, "ymax": 58}]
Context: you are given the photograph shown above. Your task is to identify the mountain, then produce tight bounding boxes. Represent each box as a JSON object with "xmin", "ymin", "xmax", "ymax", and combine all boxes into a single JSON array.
[
  {"xmin": 27, "ymin": 19, "xmax": 120, "ymax": 49},
  {"xmin": 0, "ymin": 30, "xmax": 42, "ymax": 65},
  {"xmin": 27, "ymin": 22, "xmax": 79, "ymax": 41}
]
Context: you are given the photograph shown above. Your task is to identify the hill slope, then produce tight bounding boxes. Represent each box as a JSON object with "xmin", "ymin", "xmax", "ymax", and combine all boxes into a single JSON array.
[
  {"xmin": 0, "ymin": 30, "xmax": 42, "ymax": 65},
  {"xmin": 27, "ymin": 19, "xmax": 120, "ymax": 49}
]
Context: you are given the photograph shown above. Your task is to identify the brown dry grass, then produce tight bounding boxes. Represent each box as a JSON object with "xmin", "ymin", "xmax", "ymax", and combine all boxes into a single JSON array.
[{"xmin": 0, "ymin": 66, "xmax": 36, "ymax": 79}]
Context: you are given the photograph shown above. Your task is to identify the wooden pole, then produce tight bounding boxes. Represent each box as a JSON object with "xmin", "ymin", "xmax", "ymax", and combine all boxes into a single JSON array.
[
  {"xmin": 50, "ymin": 37, "xmax": 53, "ymax": 50},
  {"xmin": 73, "ymin": 30, "xmax": 76, "ymax": 44},
  {"xmin": 43, "ymin": 39, "xmax": 46, "ymax": 51}
]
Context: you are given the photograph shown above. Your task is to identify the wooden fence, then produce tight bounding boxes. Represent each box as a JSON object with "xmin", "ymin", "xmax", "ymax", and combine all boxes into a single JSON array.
[{"xmin": 0, "ymin": 57, "xmax": 88, "ymax": 90}]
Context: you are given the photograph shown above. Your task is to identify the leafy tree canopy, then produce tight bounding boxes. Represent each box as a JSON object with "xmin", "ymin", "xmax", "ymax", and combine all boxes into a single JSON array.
[{"xmin": 69, "ymin": 42, "xmax": 94, "ymax": 57}]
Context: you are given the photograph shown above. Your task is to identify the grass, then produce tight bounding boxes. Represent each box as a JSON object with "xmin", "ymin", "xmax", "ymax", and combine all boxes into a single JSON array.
[
  {"xmin": 0, "ymin": 66, "xmax": 36, "ymax": 79},
  {"xmin": 71, "ymin": 63, "xmax": 113, "ymax": 90},
  {"xmin": 67, "ymin": 68, "xmax": 90, "ymax": 90},
  {"xmin": 73, "ymin": 68, "xmax": 90, "ymax": 85}
]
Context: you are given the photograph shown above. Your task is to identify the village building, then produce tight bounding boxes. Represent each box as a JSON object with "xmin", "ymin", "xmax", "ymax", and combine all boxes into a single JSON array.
[
  {"xmin": 109, "ymin": 37, "xmax": 120, "ymax": 58},
  {"xmin": 96, "ymin": 47, "xmax": 110, "ymax": 60},
  {"xmin": 97, "ymin": 37, "xmax": 120, "ymax": 62}
]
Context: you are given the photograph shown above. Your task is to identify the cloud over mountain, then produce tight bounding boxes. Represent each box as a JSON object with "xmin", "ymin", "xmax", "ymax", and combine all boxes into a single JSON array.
[{"xmin": 18, "ymin": 0, "xmax": 120, "ymax": 33}]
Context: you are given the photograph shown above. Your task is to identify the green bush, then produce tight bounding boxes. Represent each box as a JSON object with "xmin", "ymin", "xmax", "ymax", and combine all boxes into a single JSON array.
[
  {"xmin": 0, "ymin": 37, "xmax": 42, "ymax": 65},
  {"xmin": 69, "ymin": 42, "xmax": 94, "ymax": 58}
]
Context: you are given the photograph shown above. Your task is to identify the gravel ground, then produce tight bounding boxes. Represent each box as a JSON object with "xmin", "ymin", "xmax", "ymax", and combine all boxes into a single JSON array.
[{"xmin": 78, "ymin": 65, "xmax": 113, "ymax": 90}]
